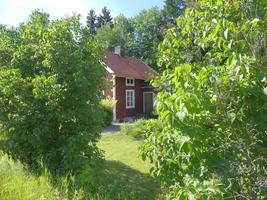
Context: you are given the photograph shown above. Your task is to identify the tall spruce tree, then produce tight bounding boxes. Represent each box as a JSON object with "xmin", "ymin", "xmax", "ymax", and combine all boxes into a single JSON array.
[
  {"xmin": 86, "ymin": 9, "xmax": 97, "ymax": 34},
  {"xmin": 97, "ymin": 6, "xmax": 113, "ymax": 28}
]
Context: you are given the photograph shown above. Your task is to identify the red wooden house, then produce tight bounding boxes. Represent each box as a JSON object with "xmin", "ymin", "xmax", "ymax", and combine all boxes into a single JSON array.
[{"xmin": 104, "ymin": 46, "xmax": 157, "ymax": 122}]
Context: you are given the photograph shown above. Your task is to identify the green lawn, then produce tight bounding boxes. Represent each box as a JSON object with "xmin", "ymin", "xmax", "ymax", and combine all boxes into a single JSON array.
[
  {"xmin": 95, "ymin": 133, "xmax": 162, "ymax": 200},
  {"xmin": 98, "ymin": 133, "xmax": 151, "ymax": 173}
]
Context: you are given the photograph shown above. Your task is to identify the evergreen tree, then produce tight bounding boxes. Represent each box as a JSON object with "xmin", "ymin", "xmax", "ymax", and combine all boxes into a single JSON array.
[
  {"xmin": 97, "ymin": 6, "xmax": 113, "ymax": 28},
  {"xmin": 86, "ymin": 9, "xmax": 97, "ymax": 34}
]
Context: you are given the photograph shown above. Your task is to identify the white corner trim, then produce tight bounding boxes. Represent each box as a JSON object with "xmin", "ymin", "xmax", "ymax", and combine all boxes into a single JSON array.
[{"xmin": 126, "ymin": 89, "xmax": 135, "ymax": 109}]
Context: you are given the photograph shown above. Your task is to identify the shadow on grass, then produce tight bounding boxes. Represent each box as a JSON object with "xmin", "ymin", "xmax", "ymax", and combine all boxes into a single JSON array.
[{"xmin": 79, "ymin": 160, "xmax": 161, "ymax": 200}]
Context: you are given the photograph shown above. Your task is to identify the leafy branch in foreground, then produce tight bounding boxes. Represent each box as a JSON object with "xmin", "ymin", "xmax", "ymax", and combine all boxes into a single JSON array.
[{"xmin": 141, "ymin": 0, "xmax": 267, "ymax": 199}]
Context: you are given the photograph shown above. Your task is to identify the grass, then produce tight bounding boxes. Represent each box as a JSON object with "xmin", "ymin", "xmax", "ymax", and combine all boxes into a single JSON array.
[
  {"xmin": 0, "ymin": 133, "xmax": 161, "ymax": 200},
  {"xmin": 96, "ymin": 133, "xmax": 161, "ymax": 200},
  {"xmin": 0, "ymin": 154, "xmax": 70, "ymax": 200},
  {"xmin": 98, "ymin": 133, "xmax": 151, "ymax": 173}
]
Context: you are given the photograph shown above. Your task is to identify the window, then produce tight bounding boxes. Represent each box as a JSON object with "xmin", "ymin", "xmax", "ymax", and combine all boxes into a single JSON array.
[
  {"xmin": 126, "ymin": 90, "xmax": 135, "ymax": 109},
  {"xmin": 126, "ymin": 78, "xmax": 135, "ymax": 86}
]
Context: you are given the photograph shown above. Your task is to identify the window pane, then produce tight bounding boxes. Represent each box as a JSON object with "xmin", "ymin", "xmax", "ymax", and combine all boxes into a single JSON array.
[{"xmin": 126, "ymin": 90, "xmax": 134, "ymax": 107}]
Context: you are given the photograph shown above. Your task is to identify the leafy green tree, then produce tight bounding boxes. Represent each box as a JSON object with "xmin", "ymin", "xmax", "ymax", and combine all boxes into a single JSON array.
[
  {"xmin": 0, "ymin": 25, "xmax": 20, "ymax": 66},
  {"xmin": 95, "ymin": 25, "xmax": 124, "ymax": 52},
  {"xmin": 0, "ymin": 10, "xmax": 106, "ymax": 174},
  {"xmin": 163, "ymin": 0, "xmax": 186, "ymax": 25},
  {"xmin": 114, "ymin": 14, "xmax": 133, "ymax": 38},
  {"xmin": 86, "ymin": 9, "xmax": 97, "ymax": 34},
  {"xmin": 95, "ymin": 15, "xmax": 133, "ymax": 54},
  {"xmin": 97, "ymin": 6, "xmax": 113, "ymax": 28},
  {"xmin": 141, "ymin": 0, "xmax": 267, "ymax": 199},
  {"xmin": 127, "ymin": 7, "xmax": 164, "ymax": 70}
]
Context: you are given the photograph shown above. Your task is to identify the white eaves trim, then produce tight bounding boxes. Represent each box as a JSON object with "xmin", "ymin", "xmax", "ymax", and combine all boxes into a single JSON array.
[{"xmin": 99, "ymin": 61, "xmax": 114, "ymax": 74}]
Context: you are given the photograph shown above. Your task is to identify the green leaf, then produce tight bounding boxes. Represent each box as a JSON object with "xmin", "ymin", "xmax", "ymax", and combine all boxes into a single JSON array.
[{"xmin": 183, "ymin": 64, "xmax": 192, "ymax": 73}]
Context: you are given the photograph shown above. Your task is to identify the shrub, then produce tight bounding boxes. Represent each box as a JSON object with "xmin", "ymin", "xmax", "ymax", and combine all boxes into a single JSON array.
[
  {"xmin": 140, "ymin": 0, "xmax": 267, "ymax": 199},
  {"xmin": 100, "ymin": 98, "xmax": 115, "ymax": 127},
  {"xmin": 121, "ymin": 119, "xmax": 163, "ymax": 140},
  {"xmin": 0, "ymin": 10, "xmax": 106, "ymax": 174}
]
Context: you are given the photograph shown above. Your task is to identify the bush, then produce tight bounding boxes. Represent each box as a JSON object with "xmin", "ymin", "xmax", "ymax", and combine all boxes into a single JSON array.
[
  {"xmin": 121, "ymin": 119, "xmax": 163, "ymax": 140},
  {"xmin": 100, "ymin": 98, "xmax": 115, "ymax": 127},
  {"xmin": 140, "ymin": 1, "xmax": 267, "ymax": 199},
  {"xmin": 0, "ymin": 10, "xmax": 106, "ymax": 174}
]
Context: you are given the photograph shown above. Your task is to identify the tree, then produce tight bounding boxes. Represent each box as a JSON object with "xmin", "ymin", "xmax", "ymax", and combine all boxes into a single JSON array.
[
  {"xmin": 0, "ymin": 25, "xmax": 20, "ymax": 66},
  {"xmin": 95, "ymin": 14, "xmax": 133, "ymax": 54},
  {"xmin": 127, "ymin": 7, "xmax": 164, "ymax": 70},
  {"xmin": 141, "ymin": 0, "xmax": 267, "ymax": 199},
  {"xmin": 95, "ymin": 24, "xmax": 124, "ymax": 52},
  {"xmin": 97, "ymin": 6, "xmax": 113, "ymax": 28},
  {"xmin": 114, "ymin": 14, "xmax": 133, "ymax": 36},
  {"xmin": 86, "ymin": 9, "xmax": 97, "ymax": 34},
  {"xmin": 0, "ymin": 10, "xmax": 106, "ymax": 174},
  {"xmin": 163, "ymin": 0, "xmax": 186, "ymax": 25}
]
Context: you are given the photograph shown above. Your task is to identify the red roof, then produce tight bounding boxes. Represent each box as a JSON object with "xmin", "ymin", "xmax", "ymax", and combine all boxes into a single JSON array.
[{"xmin": 106, "ymin": 53, "xmax": 157, "ymax": 80}]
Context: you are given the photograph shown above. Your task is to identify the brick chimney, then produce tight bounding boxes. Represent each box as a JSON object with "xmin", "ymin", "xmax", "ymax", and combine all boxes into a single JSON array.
[{"xmin": 114, "ymin": 45, "xmax": 121, "ymax": 56}]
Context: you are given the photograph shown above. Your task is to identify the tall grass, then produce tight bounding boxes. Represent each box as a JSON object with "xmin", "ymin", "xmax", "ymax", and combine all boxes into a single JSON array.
[{"xmin": 0, "ymin": 153, "xmax": 84, "ymax": 200}]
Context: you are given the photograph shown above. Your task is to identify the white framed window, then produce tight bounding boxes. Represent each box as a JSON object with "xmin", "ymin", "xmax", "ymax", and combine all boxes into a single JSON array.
[
  {"xmin": 126, "ymin": 90, "xmax": 135, "ymax": 109},
  {"xmin": 126, "ymin": 78, "xmax": 135, "ymax": 86}
]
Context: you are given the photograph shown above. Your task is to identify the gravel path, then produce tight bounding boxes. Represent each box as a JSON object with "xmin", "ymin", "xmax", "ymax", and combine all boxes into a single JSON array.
[{"xmin": 102, "ymin": 123, "xmax": 121, "ymax": 135}]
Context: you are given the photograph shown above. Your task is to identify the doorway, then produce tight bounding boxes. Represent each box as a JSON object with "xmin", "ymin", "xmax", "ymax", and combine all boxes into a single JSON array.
[{"xmin": 143, "ymin": 92, "xmax": 154, "ymax": 115}]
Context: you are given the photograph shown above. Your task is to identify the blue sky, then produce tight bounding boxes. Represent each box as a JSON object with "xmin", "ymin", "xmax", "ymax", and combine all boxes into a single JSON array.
[{"xmin": 0, "ymin": 0, "xmax": 164, "ymax": 26}]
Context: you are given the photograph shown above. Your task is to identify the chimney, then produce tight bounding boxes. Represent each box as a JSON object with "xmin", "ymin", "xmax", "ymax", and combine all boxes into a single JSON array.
[{"xmin": 114, "ymin": 45, "xmax": 121, "ymax": 56}]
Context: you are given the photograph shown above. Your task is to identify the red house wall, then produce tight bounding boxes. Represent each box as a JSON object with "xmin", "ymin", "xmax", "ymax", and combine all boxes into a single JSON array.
[
  {"xmin": 104, "ymin": 74, "xmax": 154, "ymax": 121},
  {"xmin": 115, "ymin": 77, "xmax": 146, "ymax": 120}
]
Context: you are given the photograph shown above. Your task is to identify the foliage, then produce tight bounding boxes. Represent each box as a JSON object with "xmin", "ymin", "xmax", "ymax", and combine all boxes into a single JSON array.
[
  {"xmin": 97, "ymin": 6, "xmax": 113, "ymax": 28},
  {"xmin": 100, "ymin": 98, "xmax": 115, "ymax": 127},
  {"xmin": 0, "ymin": 25, "xmax": 20, "ymax": 66},
  {"xmin": 141, "ymin": 0, "xmax": 267, "ymax": 199},
  {"xmin": 86, "ymin": 9, "xmax": 97, "ymax": 34},
  {"xmin": 95, "ymin": 14, "xmax": 133, "ymax": 53},
  {"xmin": 121, "ymin": 119, "xmax": 163, "ymax": 140},
  {"xmin": 127, "ymin": 7, "xmax": 164, "ymax": 69},
  {"xmin": 95, "ymin": 25, "xmax": 124, "ymax": 52},
  {"xmin": 163, "ymin": 0, "xmax": 186, "ymax": 25},
  {"xmin": 0, "ymin": 153, "xmax": 85, "ymax": 200},
  {"xmin": 0, "ymin": 10, "xmax": 106, "ymax": 174}
]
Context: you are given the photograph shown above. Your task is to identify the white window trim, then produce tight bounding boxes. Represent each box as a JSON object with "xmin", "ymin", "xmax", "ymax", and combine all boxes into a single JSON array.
[
  {"xmin": 126, "ymin": 78, "xmax": 135, "ymax": 86},
  {"xmin": 126, "ymin": 89, "xmax": 135, "ymax": 109}
]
